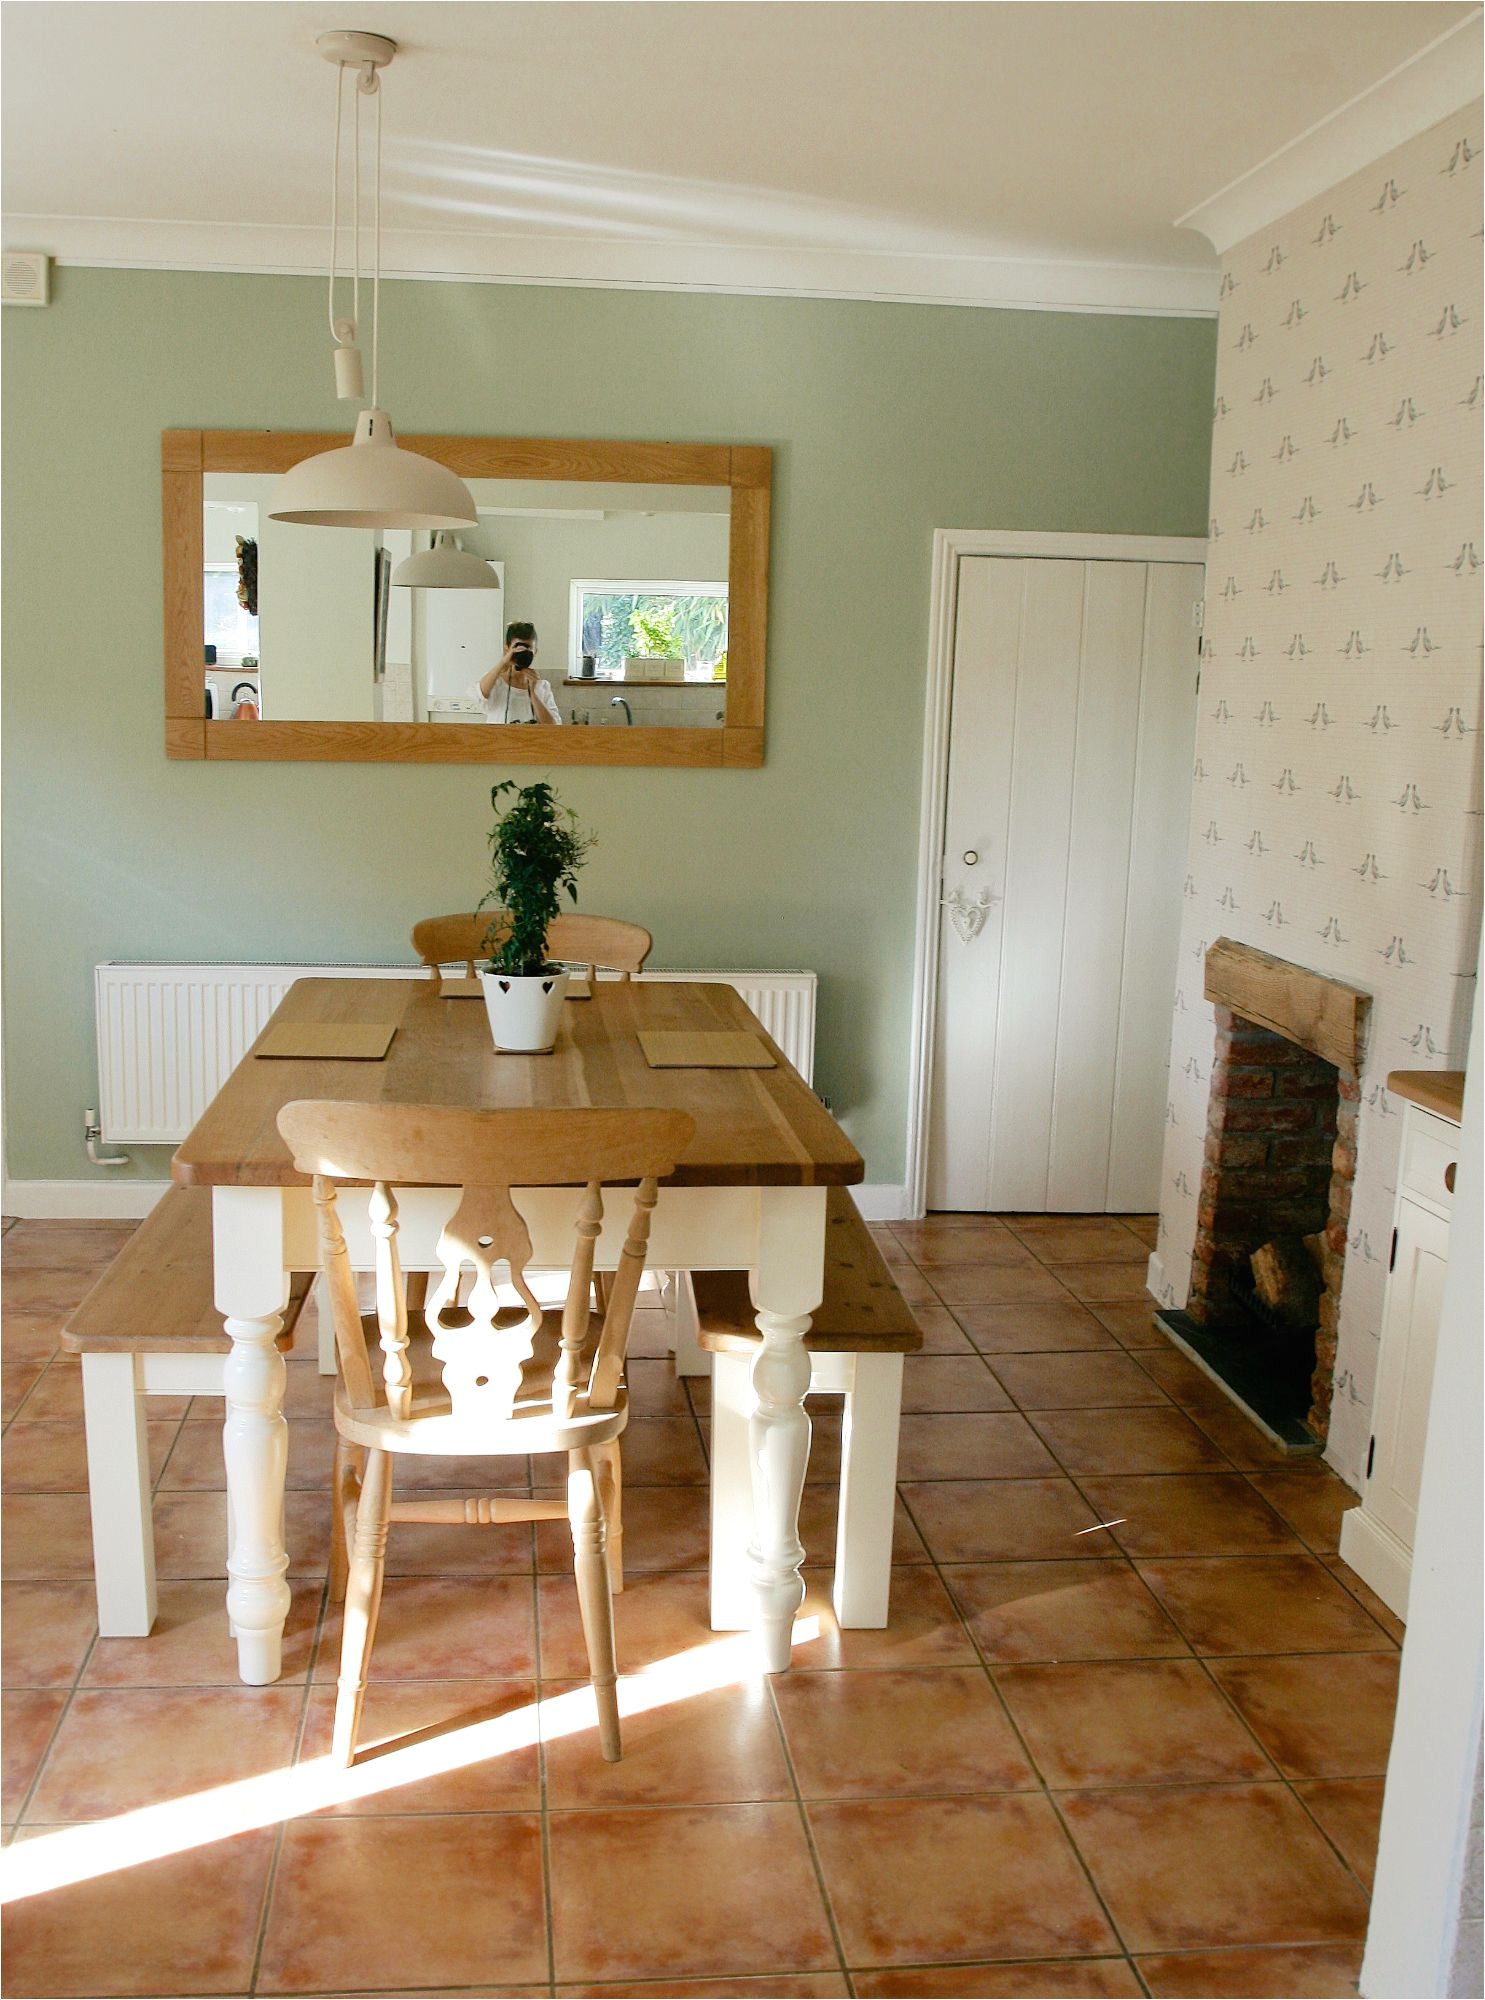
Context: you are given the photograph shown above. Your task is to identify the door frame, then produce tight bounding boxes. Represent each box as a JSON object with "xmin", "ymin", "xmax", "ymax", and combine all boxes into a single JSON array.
[{"xmin": 905, "ymin": 528, "xmax": 1208, "ymax": 1220}]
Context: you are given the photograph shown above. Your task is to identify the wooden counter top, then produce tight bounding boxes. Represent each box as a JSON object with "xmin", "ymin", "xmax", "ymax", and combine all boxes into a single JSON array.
[{"xmin": 1387, "ymin": 1070, "xmax": 1466, "ymax": 1123}]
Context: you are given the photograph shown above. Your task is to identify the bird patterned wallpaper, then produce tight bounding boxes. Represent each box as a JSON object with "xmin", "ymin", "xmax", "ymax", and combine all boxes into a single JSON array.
[{"xmin": 1153, "ymin": 104, "xmax": 1483, "ymax": 1488}]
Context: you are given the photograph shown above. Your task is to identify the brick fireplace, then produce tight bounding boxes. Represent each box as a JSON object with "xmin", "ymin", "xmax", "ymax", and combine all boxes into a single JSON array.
[{"xmin": 1162, "ymin": 940, "xmax": 1370, "ymax": 1448}]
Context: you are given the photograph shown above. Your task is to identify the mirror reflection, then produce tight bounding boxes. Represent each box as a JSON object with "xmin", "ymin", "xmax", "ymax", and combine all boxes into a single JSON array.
[{"xmin": 202, "ymin": 477, "xmax": 731, "ymax": 729}]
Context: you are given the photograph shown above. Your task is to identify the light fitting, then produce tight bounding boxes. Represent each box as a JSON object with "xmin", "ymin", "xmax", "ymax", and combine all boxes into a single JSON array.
[
  {"xmin": 270, "ymin": 31, "xmax": 476, "ymax": 532},
  {"xmin": 392, "ymin": 530, "xmax": 501, "ymax": 589}
]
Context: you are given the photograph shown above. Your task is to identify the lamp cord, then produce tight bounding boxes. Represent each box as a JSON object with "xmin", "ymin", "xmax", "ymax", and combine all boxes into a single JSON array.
[
  {"xmin": 372, "ymin": 73, "xmax": 382, "ymax": 409},
  {"xmin": 326, "ymin": 61, "xmax": 343, "ymax": 342}
]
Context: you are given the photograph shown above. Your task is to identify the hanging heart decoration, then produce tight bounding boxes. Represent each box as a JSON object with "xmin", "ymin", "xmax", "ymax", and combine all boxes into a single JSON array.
[{"xmin": 943, "ymin": 887, "xmax": 994, "ymax": 943}]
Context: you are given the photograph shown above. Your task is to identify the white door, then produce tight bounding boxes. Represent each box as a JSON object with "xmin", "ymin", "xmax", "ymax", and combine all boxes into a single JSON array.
[
  {"xmin": 1367, "ymin": 1198, "xmax": 1449, "ymax": 1555},
  {"xmin": 928, "ymin": 555, "xmax": 1202, "ymax": 1213}
]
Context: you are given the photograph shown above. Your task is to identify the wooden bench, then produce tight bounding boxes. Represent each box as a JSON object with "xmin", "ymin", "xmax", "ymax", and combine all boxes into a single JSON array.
[
  {"xmin": 685, "ymin": 1187, "xmax": 920, "ymax": 1632},
  {"xmin": 62, "ymin": 1186, "xmax": 312, "ymax": 1637}
]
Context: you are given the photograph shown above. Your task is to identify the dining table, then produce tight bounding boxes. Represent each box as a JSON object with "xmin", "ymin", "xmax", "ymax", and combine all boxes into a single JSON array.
[{"xmin": 172, "ymin": 973, "xmax": 864, "ymax": 1686}]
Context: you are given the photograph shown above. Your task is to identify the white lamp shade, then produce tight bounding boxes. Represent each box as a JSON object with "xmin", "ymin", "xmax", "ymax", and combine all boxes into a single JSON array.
[
  {"xmin": 392, "ymin": 530, "xmax": 500, "ymax": 589},
  {"xmin": 269, "ymin": 408, "xmax": 477, "ymax": 530}
]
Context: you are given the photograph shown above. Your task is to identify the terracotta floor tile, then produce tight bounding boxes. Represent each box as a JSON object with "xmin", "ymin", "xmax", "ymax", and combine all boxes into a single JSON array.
[
  {"xmin": 997, "ymin": 1659, "xmax": 1274, "ymax": 1788},
  {"xmin": 952, "ymin": 1300, "xmax": 1117, "ymax": 1353},
  {"xmin": 1208, "ymin": 1653, "xmax": 1399, "ymax": 1777},
  {"xmin": 1186, "ymin": 1400, "xmax": 1319, "ymax": 1471},
  {"xmin": 1, "ymin": 1360, "xmax": 46, "ymax": 1421},
  {"xmin": 2, "ymin": 1267, "xmax": 108, "ymax": 1312},
  {"xmin": 18, "ymin": 1356, "xmax": 190, "ymax": 1425},
  {"xmin": 852, "ymin": 1960, "xmax": 1142, "ymax": 1998},
  {"xmin": 1061, "ymin": 1782, "xmax": 1370, "ymax": 1951},
  {"xmin": 314, "ymin": 1573, "xmax": 537, "ymax": 1682},
  {"xmin": 774, "ymin": 1663, "xmax": 1035, "ymax": 1798},
  {"xmin": 1007, "ymin": 1220, "xmax": 1149, "ymax": 1264},
  {"xmin": 1048, "ymin": 1262, "xmax": 1153, "ymax": 1303},
  {"xmin": 907, "ymin": 1305, "xmax": 978, "ymax": 1354},
  {"xmin": 1119, "ymin": 1216, "xmax": 1160, "ymax": 1248},
  {"xmin": 810, "ymin": 1793, "xmax": 1115, "ymax": 1967},
  {"xmin": 800, "ymin": 1489, "xmax": 932, "ymax": 1567},
  {"xmin": 1029, "ymin": 1407, "xmax": 1230, "ymax": 1475},
  {"xmin": 259, "ymin": 1813, "xmax": 548, "ymax": 1993},
  {"xmin": 627, "ymin": 1309, "xmax": 678, "ymax": 1358},
  {"xmin": 991, "ymin": 1351, "xmax": 1169, "ymax": 1411},
  {"xmin": 1, "ymin": 1494, "xmax": 97, "ymax": 1578},
  {"xmin": 901, "ymin": 1355, "xmax": 1014, "ymax": 1412},
  {"xmin": 608, "ymin": 1418, "xmax": 709, "ymax": 1486},
  {"xmin": 1131, "ymin": 1346, "xmax": 1233, "ymax": 1410},
  {"xmin": 1247, "ymin": 1469, "xmax": 1354, "ymax": 1554},
  {"xmin": 549, "ymin": 1803, "xmax": 836, "ymax": 1984},
  {"xmin": 944, "ymin": 1560, "xmax": 1187, "ymax": 1664},
  {"xmin": 1088, "ymin": 1302, "xmax": 1167, "ymax": 1348},
  {"xmin": 544, "ymin": 1677, "xmax": 792, "ymax": 1807},
  {"xmin": 1295, "ymin": 1777, "xmax": 1386, "ymax": 1890},
  {"xmin": 928, "ymin": 1264, "xmax": 1070, "ymax": 1307},
  {"xmin": 28, "ymin": 1684, "xmax": 303, "ymax": 1820},
  {"xmin": 1323, "ymin": 1555, "xmax": 1406, "ymax": 1643},
  {"xmin": 559, "ymin": 1981, "xmax": 845, "ymax": 1998},
  {"xmin": 298, "ymin": 1679, "xmax": 541, "ymax": 1812},
  {"xmin": 1, "ymin": 1311, "xmax": 68, "ymax": 1361},
  {"xmin": 539, "ymin": 1568, "xmax": 713, "ymax": 1679},
  {"xmin": 898, "ymin": 1228, "xmax": 1039, "ymax": 1269},
  {"xmin": 1076, "ymin": 1476, "xmax": 1303, "ymax": 1558},
  {"xmin": 0, "ymin": 1826, "xmax": 275, "ymax": 1997},
  {"xmin": 892, "ymin": 1266, "xmax": 944, "ymax": 1307},
  {"xmin": 1136, "ymin": 1556, "xmax": 1397, "ymax": 1655},
  {"xmin": 896, "ymin": 1411, "xmax": 1060, "ymax": 1481},
  {"xmin": 536, "ymin": 1483, "xmax": 706, "ymax": 1575},
  {"xmin": 84, "ymin": 1578, "xmax": 322, "ymax": 1686},
  {"xmin": 1136, "ymin": 1941, "xmax": 1365, "ymax": 1997},
  {"xmin": 1, "ymin": 1417, "xmax": 178, "ymax": 1493},
  {"xmin": 624, "ymin": 1356, "xmax": 698, "ymax": 1418},
  {"xmin": 792, "ymin": 1566, "xmax": 979, "ymax": 1671},
  {"xmin": 902, "ymin": 1479, "xmax": 1114, "ymax": 1564},
  {"xmin": 158, "ymin": 1418, "xmax": 337, "ymax": 1492},
  {"xmin": 1, "ymin": 1581, "xmax": 98, "ymax": 1687},
  {"xmin": 1, "ymin": 1689, "xmax": 66, "ymax": 1815}
]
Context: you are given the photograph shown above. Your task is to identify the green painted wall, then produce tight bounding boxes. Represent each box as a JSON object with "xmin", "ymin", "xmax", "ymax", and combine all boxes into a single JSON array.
[{"xmin": 1, "ymin": 268, "xmax": 1216, "ymax": 1188}]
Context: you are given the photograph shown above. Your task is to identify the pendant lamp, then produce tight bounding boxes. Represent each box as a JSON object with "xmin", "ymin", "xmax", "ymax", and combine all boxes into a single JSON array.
[
  {"xmin": 392, "ymin": 531, "xmax": 501, "ymax": 589},
  {"xmin": 270, "ymin": 32, "xmax": 476, "ymax": 532}
]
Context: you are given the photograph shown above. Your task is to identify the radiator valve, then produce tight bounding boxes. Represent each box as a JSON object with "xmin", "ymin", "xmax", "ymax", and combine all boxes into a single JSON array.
[{"xmin": 84, "ymin": 1109, "xmax": 129, "ymax": 1169}]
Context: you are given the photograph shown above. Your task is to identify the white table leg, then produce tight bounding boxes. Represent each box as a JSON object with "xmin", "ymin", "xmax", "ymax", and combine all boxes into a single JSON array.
[
  {"xmin": 747, "ymin": 1187, "xmax": 826, "ymax": 1671},
  {"xmin": 833, "ymin": 1351, "xmax": 904, "ymax": 1629},
  {"xmin": 81, "ymin": 1352, "xmax": 157, "ymax": 1637},
  {"xmin": 709, "ymin": 1348, "xmax": 757, "ymax": 1629},
  {"xmin": 214, "ymin": 1187, "xmax": 292, "ymax": 1685},
  {"xmin": 671, "ymin": 1267, "xmax": 710, "ymax": 1380}
]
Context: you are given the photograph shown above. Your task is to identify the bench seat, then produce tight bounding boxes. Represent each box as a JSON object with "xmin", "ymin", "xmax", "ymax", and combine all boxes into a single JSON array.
[
  {"xmin": 62, "ymin": 1185, "xmax": 312, "ymax": 1637},
  {"xmin": 681, "ymin": 1188, "xmax": 919, "ymax": 1632}
]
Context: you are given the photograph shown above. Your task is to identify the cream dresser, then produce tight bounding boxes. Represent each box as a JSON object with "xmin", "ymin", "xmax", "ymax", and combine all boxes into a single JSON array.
[{"xmin": 1339, "ymin": 1070, "xmax": 1464, "ymax": 1619}]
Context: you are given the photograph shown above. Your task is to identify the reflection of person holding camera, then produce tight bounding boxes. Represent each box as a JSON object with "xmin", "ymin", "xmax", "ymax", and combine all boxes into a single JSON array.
[{"xmin": 474, "ymin": 621, "xmax": 563, "ymax": 724}]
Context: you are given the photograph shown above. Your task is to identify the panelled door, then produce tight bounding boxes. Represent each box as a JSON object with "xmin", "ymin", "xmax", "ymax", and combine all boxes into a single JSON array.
[{"xmin": 927, "ymin": 555, "xmax": 1202, "ymax": 1213}]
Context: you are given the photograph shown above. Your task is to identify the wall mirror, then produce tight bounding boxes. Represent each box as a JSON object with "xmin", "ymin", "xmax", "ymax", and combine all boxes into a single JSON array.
[{"xmin": 164, "ymin": 432, "xmax": 770, "ymax": 766}]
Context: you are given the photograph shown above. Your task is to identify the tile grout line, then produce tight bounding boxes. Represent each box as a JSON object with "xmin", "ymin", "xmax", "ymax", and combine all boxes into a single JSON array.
[
  {"xmin": 531, "ymin": 1553, "xmax": 558, "ymax": 1997},
  {"xmin": 248, "ymin": 1576, "xmax": 332, "ymax": 1998},
  {"xmin": 760, "ymin": 1668, "xmax": 857, "ymax": 1996}
]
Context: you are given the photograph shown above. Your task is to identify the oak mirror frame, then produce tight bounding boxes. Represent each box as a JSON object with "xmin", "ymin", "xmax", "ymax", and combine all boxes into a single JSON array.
[{"xmin": 163, "ymin": 430, "xmax": 770, "ymax": 768}]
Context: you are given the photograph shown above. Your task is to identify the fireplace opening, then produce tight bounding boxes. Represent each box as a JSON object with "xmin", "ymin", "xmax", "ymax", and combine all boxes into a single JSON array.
[{"xmin": 1159, "ymin": 941, "xmax": 1368, "ymax": 1454}]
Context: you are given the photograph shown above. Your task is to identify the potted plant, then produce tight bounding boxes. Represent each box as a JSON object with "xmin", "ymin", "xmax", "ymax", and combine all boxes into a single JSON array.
[{"xmin": 478, "ymin": 780, "xmax": 595, "ymax": 1052}]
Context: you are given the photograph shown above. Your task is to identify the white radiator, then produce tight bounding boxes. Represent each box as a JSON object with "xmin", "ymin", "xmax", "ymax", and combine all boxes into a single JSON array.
[{"xmin": 94, "ymin": 962, "xmax": 817, "ymax": 1144}]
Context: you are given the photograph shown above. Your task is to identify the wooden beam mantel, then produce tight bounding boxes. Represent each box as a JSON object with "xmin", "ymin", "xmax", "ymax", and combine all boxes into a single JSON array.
[{"xmin": 1205, "ymin": 938, "xmax": 1371, "ymax": 1073}]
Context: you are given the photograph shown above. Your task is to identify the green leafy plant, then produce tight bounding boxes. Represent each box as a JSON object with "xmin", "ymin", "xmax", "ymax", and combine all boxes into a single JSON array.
[
  {"xmin": 480, "ymin": 781, "xmax": 595, "ymax": 975},
  {"xmin": 631, "ymin": 607, "xmax": 683, "ymax": 657}
]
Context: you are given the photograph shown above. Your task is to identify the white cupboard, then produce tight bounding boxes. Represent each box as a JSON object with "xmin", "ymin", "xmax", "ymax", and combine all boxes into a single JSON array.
[{"xmin": 1339, "ymin": 1094, "xmax": 1461, "ymax": 1619}]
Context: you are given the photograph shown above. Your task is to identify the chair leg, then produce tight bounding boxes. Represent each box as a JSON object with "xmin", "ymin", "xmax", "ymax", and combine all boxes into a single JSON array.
[
  {"xmin": 568, "ymin": 1447, "xmax": 621, "ymax": 1761},
  {"xmin": 332, "ymin": 1447, "xmax": 392, "ymax": 1767},
  {"xmin": 405, "ymin": 1270, "xmax": 429, "ymax": 1320},
  {"xmin": 328, "ymin": 1436, "xmax": 362, "ymax": 1604},
  {"xmin": 593, "ymin": 1439, "xmax": 623, "ymax": 1594}
]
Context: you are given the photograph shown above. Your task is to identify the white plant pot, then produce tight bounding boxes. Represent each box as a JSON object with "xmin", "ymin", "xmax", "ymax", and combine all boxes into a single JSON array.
[{"xmin": 480, "ymin": 968, "xmax": 571, "ymax": 1053}]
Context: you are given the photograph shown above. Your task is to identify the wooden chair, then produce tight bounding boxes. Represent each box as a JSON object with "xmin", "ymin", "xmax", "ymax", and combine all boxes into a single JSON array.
[
  {"xmin": 277, "ymin": 1098, "xmax": 694, "ymax": 1767},
  {"xmin": 411, "ymin": 911, "xmax": 653, "ymax": 984}
]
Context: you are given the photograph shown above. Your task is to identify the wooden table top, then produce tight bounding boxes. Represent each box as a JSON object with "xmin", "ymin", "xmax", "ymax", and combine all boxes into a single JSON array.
[{"xmin": 172, "ymin": 977, "xmax": 864, "ymax": 1190}]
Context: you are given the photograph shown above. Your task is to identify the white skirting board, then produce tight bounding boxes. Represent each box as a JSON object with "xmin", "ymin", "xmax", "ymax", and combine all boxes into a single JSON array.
[{"xmin": 3, "ymin": 1180, "xmax": 912, "ymax": 1222}]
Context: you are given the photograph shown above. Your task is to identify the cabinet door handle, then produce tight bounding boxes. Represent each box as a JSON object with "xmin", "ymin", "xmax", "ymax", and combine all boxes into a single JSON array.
[{"xmin": 1444, "ymin": 1161, "xmax": 1456, "ymax": 1194}]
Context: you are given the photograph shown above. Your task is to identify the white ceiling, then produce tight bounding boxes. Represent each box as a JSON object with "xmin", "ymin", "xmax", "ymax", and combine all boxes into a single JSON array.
[{"xmin": 1, "ymin": 1, "xmax": 1478, "ymax": 313}]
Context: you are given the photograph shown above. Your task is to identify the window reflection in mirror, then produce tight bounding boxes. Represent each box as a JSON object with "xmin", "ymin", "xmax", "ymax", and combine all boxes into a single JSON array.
[{"xmin": 200, "ymin": 476, "xmax": 731, "ymax": 730}]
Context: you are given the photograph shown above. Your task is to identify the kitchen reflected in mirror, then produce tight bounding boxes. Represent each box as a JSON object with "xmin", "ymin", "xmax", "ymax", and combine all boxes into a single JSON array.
[
  {"xmin": 200, "ymin": 476, "xmax": 731, "ymax": 731},
  {"xmin": 166, "ymin": 432, "xmax": 768, "ymax": 767}
]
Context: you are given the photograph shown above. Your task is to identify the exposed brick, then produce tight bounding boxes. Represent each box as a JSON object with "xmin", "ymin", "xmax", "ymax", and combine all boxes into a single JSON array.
[
  {"xmin": 1216, "ymin": 1135, "xmax": 1271, "ymax": 1169},
  {"xmin": 1325, "ymin": 1222, "xmax": 1349, "ymax": 1256},
  {"xmin": 1271, "ymin": 1135, "xmax": 1333, "ymax": 1170},
  {"xmin": 1328, "ymin": 1177, "xmax": 1354, "ymax": 1224},
  {"xmin": 1335, "ymin": 1099, "xmax": 1359, "ymax": 1143},
  {"xmin": 1332, "ymin": 1140, "xmax": 1358, "ymax": 1179},
  {"xmin": 1338, "ymin": 1073, "xmax": 1361, "ymax": 1102},
  {"xmin": 1279, "ymin": 1072, "xmax": 1343, "ymax": 1099},
  {"xmin": 1213, "ymin": 1068, "xmax": 1277, "ymax": 1100},
  {"xmin": 1220, "ymin": 1102, "xmax": 1320, "ymax": 1135}
]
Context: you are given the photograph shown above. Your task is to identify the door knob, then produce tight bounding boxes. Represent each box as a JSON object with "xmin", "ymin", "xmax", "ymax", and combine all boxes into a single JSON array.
[{"xmin": 962, "ymin": 850, "xmax": 980, "ymax": 866}]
